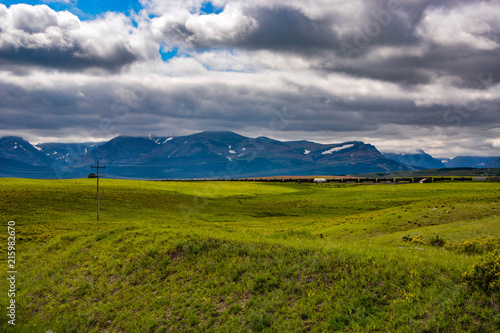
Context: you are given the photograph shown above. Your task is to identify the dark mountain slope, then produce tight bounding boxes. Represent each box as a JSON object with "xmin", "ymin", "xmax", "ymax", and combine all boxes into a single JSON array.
[
  {"xmin": 35, "ymin": 142, "xmax": 104, "ymax": 165},
  {"xmin": 384, "ymin": 151, "xmax": 445, "ymax": 169},
  {"xmin": 446, "ymin": 156, "xmax": 497, "ymax": 168},
  {"xmin": 0, "ymin": 136, "xmax": 55, "ymax": 167}
]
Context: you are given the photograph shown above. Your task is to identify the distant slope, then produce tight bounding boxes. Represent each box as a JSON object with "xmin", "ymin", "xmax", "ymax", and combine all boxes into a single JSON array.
[
  {"xmin": 36, "ymin": 142, "xmax": 104, "ymax": 165},
  {"xmin": 71, "ymin": 136, "xmax": 162, "ymax": 167},
  {"xmin": 446, "ymin": 156, "xmax": 497, "ymax": 168},
  {"xmin": 0, "ymin": 136, "xmax": 56, "ymax": 167},
  {"xmin": 383, "ymin": 151, "xmax": 445, "ymax": 169},
  {"xmin": 486, "ymin": 157, "xmax": 500, "ymax": 168}
]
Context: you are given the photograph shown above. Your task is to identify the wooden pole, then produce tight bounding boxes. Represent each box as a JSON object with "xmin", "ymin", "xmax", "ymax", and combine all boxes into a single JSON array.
[
  {"xmin": 97, "ymin": 160, "xmax": 100, "ymax": 221},
  {"xmin": 91, "ymin": 161, "xmax": 105, "ymax": 221}
]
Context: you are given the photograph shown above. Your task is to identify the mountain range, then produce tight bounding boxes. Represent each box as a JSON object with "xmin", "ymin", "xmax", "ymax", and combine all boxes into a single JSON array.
[
  {"xmin": 382, "ymin": 152, "xmax": 500, "ymax": 170},
  {"xmin": 0, "ymin": 132, "xmax": 498, "ymax": 179}
]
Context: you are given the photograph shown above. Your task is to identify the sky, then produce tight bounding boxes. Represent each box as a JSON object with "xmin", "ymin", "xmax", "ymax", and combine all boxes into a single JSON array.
[{"xmin": 0, "ymin": 0, "xmax": 499, "ymax": 157}]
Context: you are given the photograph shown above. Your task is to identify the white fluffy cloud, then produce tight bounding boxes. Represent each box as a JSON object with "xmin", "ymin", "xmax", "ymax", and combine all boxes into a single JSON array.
[
  {"xmin": 0, "ymin": 4, "xmax": 157, "ymax": 71},
  {"xmin": 416, "ymin": 2, "xmax": 500, "ymax": 51}
]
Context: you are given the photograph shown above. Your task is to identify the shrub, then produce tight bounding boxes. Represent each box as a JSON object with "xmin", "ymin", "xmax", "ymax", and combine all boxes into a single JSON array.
[
  {"xmin": 428, "ymin": 235, "xmax": 446, "ymax": 247},
  {"xmin": 446, "ymin": 237, "xmax": 500, "ymax": 255},
  {"xmin": 402, "ymin": 235, "xmax": 425, "ymax": 245},
  {"xmin": 463, "ymin": 250, "xmax": 500, "ymax": 293}
]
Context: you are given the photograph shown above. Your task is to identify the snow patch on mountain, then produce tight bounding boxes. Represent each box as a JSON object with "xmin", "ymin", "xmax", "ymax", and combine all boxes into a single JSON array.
[{"xmin": 322, "ymin": 144, "xmax": 354, "ymax": 154}]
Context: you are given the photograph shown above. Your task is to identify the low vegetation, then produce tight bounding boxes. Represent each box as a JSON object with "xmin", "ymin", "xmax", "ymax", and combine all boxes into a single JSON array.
[{"xmin": 0, "ymin": 178, "xmax": 499, "ymax": 332}]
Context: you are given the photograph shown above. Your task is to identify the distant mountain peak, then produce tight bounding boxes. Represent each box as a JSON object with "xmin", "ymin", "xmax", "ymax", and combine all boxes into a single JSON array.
[
  {"xmin": 1, "ymin": 136, "xmax": 25, "ymax": 141},
  {"xmin": 192, "ymin": 131, "xmax": 247, "ymax": 140}
]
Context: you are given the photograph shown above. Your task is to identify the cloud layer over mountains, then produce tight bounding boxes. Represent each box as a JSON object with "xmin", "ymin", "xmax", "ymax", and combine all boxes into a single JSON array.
[{"xmin": 1, "ymin": 0, "xmax": 499, "ymax": 157}]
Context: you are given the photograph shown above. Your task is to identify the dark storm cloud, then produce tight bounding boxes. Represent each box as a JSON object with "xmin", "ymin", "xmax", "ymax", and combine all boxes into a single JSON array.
[
  {"xmin": 221, "ymin": 6, "xmax": 340, "ymax": 53},
  {"xmin": 235, "ymin": 1, "xmax": 421, "ymax": 54},
  {"xmin": 0, "ymin": 76, "xmax": 375, "ymax": 134},
  {"xmin": 318, "ymin": 46, "xmax": 500, "ymax": 87},
  {"xmin": 0, "ymin": 81, "xmax": 94, "ymax": 132},
  {"xmin": 1, "ymin": 63, "xmax": 496, "ymax": 134},
  {"xmin": 325, "ymin": 43, "xmax": 500, "ymax": 88},
  {"xmin": 0, "ymin": 41, "xmax": 138, "ymax": 72}
]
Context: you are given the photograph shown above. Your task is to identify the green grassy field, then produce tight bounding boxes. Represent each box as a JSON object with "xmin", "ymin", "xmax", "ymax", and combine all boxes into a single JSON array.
[{"xmin": 1, "ymin": 178, "xmax": 499, "ymax": 332}]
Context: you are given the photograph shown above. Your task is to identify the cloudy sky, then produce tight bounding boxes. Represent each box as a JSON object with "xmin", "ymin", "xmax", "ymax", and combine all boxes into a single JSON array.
[{"xmin": 0, "ymin": 0, "xmax": 499, "ymax": 157}]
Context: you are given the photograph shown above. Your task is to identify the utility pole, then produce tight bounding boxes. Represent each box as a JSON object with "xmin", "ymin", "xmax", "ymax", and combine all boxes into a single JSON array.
[{"xmin": 91, "ymin": 160, "xmax": 106, "ymax": 221}]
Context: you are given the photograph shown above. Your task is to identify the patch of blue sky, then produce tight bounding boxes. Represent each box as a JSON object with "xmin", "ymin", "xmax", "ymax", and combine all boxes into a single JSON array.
[
  {"xmin": 76, "ymin": 0, "xmax": 142, "ymax": 17},
  {"xmin": 1, "ymin": 0, "xmax": 62, "ymax": 9},
  {"xmin": 0, "ymin": 0, "xmax": 143, "ymax": 20},
  {"xmin": 160, "ymin": 47, "xmax": 179, "ymax": 62},
  {"xmin": 160, "ymin": 46, "xmax": 194, "ymax": 62},
  {"xmin": 200, "ymin": 1, "xmax": 223, "ymax": 14}
]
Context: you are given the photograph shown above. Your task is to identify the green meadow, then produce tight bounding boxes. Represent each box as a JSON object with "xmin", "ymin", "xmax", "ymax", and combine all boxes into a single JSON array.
[{"xmin": 1, "ymin": 178, "xmax": 499, "ymax": 332}]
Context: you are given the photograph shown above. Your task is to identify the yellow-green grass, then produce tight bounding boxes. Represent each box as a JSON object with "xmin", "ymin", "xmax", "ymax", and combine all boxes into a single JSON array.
[{"xmin": 0, "ymin": 178, "xmax": 499, "ymax": 332}]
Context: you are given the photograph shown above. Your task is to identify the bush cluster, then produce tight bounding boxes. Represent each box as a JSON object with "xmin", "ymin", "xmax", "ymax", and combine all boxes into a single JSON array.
[
  {"xmin": 402, "ymin": 235, "xmax": 425, "ymax": 244},
  {"xmin": 446, "ymin": 237, "xmax": 500, "ymax": 255},
  {"xmin": 428, "ymin": 235, "xmax": 446, "ymax": 247},
  {"xmin": 463, "ymin": 250, "xmax": 500, "ymax": 293},
  {"xmin": 402, "ymin": 235, "xmax": 445, "ymax": 246}
]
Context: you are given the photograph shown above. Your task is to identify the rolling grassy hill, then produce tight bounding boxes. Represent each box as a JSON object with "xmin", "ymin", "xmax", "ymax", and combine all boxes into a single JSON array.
[{"xmin": 1, "ymin": 179, "xmax": 499, "ymax": 332}]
